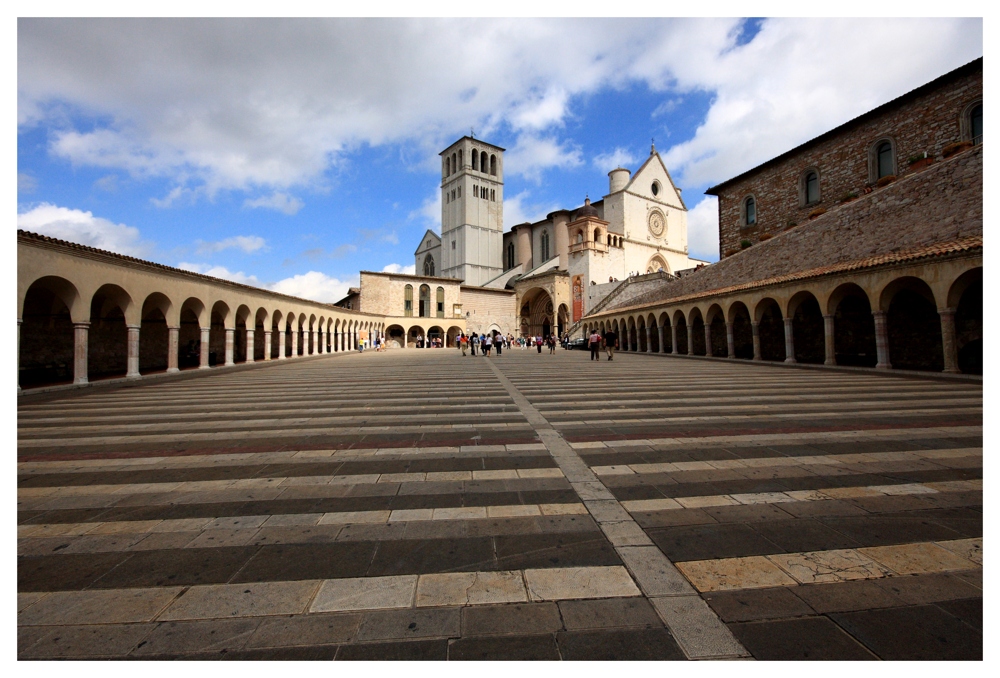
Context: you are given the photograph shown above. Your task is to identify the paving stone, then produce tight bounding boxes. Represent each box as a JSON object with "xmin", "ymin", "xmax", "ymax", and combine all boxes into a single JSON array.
[
  {"xmin": 650, "ymin": 595, "xmax": 748, "ymax": 659},
  {"xmin": 131, "ymin": 618, "xmax": 260, "ymax": 655},
  {"xmin": 523, "ymin": 565, "xmax": 640, "ymax": 601},
  {"xmin": 677, "ymin": 556, "xmax": 796, "ymax": 592},
  {"xmin": 89, "ymin": 546, "xmax": 258, "ymax": 589},
  {"xmin": 649, "ymin": 523, "xmax": 780, "ymax": 561},
  {"xmin": 789, "ymin": 578, "xmax": 904, "ymax": 613},
  {"xmin": 935, "ymin": 597, "xmax": 982, "ymax": 632},
  {"xmin": 19, "ymin": 623, "xmax": 155, "ymax": 658},
  {"xmin": 245, "ymin": 613, "xmax": 362, "ymax": 648},
  {"xmin": 557, "ymin": 628, "xmax": 686, "ymax": 660},
  {"xmin": 858, "ymin": 542, "xmax": 978, "ymax": 574},
  {"xmin": 415, "ymin": 571, "xmax": 527, "ymax": 606},
  {"xmin": 557, "ymin": 596, "xmax": 662, "ymax": 630},
  {"xmin": 310, "ymin": 575, "xmax": 417, "ymax": 612},
  {"xmin": 704, "ymin": 586, "xmax": 816, "ymax": 622},
  {"xmin": 830, "ymin": 605, "xmax": 982, "ymax": 660},
  {"xmin": 872, "ymin": 571, "xmax": 984, "ymax": 605},
  {"xmin": 768, "ymin": 549, "xmax": 892, "ymax": 584},
  {"xmin": 18, "ymin": 587, "xmax": 183, "ymax": 625},
  {"xmin": 366, "ymin": 537, "xmax": 496, "ymax": 576},
  {"xmin": 336, "ymin": 638, "xmax": 448, "ymax": 660},
  {"xmin": 356, "ymin": 607, "xmax": 461, "ymax": 641},
  {"xmin": 448, "ymin": 633, "xmax": 561, "ymax": 660},
  {"xmin": 729, "ymin": 616, "xmax": 877, "ymax": 660},
  {"xmin": 159, "ymin": 580, "xmax": 320, "ymax": 620},
  {"xmin": 461, "ymin": 602, "xmax": 563, "ymax": 636},
  {"xmin": 18, "ymin": 552, "xmax": 130, "ymax": 592},
  {"xmin": 615, "ymin": 545, "xmax": 694, "ymax": 596}
]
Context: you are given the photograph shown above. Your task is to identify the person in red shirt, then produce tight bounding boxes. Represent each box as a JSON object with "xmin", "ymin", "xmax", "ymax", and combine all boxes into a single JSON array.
[{"xmin": 588, "ymin": 330, "xmax": 602, "ymax": 361}]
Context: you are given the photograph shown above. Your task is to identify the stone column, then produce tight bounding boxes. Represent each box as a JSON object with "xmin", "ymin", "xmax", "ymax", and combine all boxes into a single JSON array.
[
  {"xmin": 823, "ymin": 314, "xmax": 836, "ymax": 366},
  {"xmin": 126, "ymin": 325, "xmax": 141, "ymax": 379},
  {"xmin": 657, "ymin": 326, "xmax": 665, "ymax": 354},
  {"xmin": 73, "ymin": 322, "xmax": 90, "ymax": 384},
  {"xmin": 313, "ymin": 330, "xmax": 319, "ymax": 355},
  {"xmin": 646, "ymin": 327, "xmax": 654, "ymax": 354},
  {"xmin": 17, "ymin": 319, "xmax": 22, "ymax": 392},
  {"xmin": 686, "ymin": 324, "xmax": 694, "ymax": 356},
  {"xmin": 317, "ymin": 329, "xmax": 324, "ymax": 354},
  {"xmin": 516, "ymin": 224, "xmax": 533, "ymax": 272},
  {"xmin": 726, "ymin": 322, "xmax": 735, "ymax": 359},
  {"xmin": 199, "ymin": 327, "xmax": 210, "ymax": 369},
  {"xmin": 783, "ymin": 318, "xmax": 796, "ymax": 363},
  {"xmin": 278, "ymin": 330, "xmax": 287, "ymax": 359},
  {"xmin": 246, "ymin": 329, "xmax": 255, "ymax": 363},
  {"xmin": 873, "ymin": 311, "xmax": 891, "ymax": 369},
  {"xmin": 167, "ymin": 326, "xmax": 179, "ymax": 373},
  {"xmin": 751, "ymin": 322, "xmax": 761, "ymax": 360},
  {"xmin": 264, "ymin": 330, "xmax": 272, "ymax": 361},
  {"xmin": 670, "ymin": 324, "xmax": 678, "ymax": 354},
  {"xmin": 939, "ymin": 308, "xmax": 959, "ymax": 374},
  {"xmin": 553, "ymin": 212, "xmax": 570, "ymax": 269},
  {"xmin": 704, "ymin": 323, "xmax": 712, "ymax": 357},
  {"xmin": 224, "ymin": 328, "xmax": 235, "ymax": 366}
]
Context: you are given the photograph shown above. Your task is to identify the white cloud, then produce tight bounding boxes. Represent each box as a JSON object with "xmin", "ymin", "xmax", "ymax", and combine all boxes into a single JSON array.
[
  {"xmin": 408, "ymin": 191, "xmax": 441, "ymax": 232},
  {"xmin": 504, "ymin": 134, "xmax": 582, "ymax": 182},
  {"xmin": 270, "ymin": 271, "xmax": 357, "ymax": 303},
  {"xmin": 18, "ymin": 172, "xmax": 37, "ymax": 193},
  {"xmin": 661, "ymin": 18, "xmax": 983, "ymax": 188},
  {"xmin": 177, "ymin": 262, "xmax": 261, "ymax": 286},
  {"xmin": 382, "ymin": 263, "xmax": 416, "ymax": 275},
  {"xmin": 685, "ymin": 197, "xmax": 719, "ymax": 263},
  {"xmin": 503, "ymin": 190, "xmax": 558, "ymax": 228},
  {"xmin": 17, "ymin": 203, "xmax": 153, "ymax": 257},
  {"xmin": 244, "ymin": 192, "xmax": 304, "ymax": 215},
  {"xmin": 195, "ymin": 235, "xmax": 267, "ymax": 255},
  {"xmin": 592, "ymin": 147, "xmax": 638, "ymax": 173}
]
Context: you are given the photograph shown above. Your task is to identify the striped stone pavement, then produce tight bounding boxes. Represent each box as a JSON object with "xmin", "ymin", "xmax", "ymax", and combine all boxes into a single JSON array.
[{"xmin": 17, "ymin": 349, "xmax": 982, "ymax": 660}]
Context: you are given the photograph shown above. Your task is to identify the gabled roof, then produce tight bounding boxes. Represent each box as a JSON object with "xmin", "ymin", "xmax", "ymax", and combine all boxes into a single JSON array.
[
  {"xmin": 413, "ymin": 229, "xmax": 441, "ymax": 255},
  {"xmin": 621, "ymin": 148, "xmax": 687, "ymax": 211}
]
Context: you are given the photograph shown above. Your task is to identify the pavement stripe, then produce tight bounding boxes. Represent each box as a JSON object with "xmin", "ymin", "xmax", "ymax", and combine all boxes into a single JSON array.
[
  {"xmin": 676, "ymin": 538, "xmax": 983, "ymax": 592},
  {"xmin": 482, "ymin": 358, "xmax": 749, "ymax": 660}
]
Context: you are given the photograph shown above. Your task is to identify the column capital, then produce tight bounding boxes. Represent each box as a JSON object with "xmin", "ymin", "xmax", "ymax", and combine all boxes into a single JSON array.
[
  {"xmin": 872, "ymin": 310, "xmax": 887, "ymax": 319},
  {"xmin": 938, "ymin": 307, "xmax": 957, "ymax": 316},
  {"xmin": 127, "ymin": 324, "xmax": 141, "ymax": 331},
  {"xmin": 73, "ymin": 321, "xmax": 91, "ymax": 329},
  {"xmin": 822, "ymin": 314, "xmax": 834, "ymax": 320}
]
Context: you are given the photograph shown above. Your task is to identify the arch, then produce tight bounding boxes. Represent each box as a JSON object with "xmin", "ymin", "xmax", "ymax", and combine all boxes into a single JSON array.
[
  {"xmin": 880, "ymin": 276, "xmax": 943, "ymax": 371},
  {"xmin": 87, "ymin": 283, "xmax": 135, "ymax": 380},
  {"xmin": 480, "ymin": 151, "xmax": 488, "ymax": 173},
  {"xmin": 417, "ymin": 284, "xmax": 430, "ymax": 318},
  {"xmin": 800, "ymin": 168, "xmax": 821, "ymax": 206},
  {"xmin": 518, "ymin": 287, "xmax": 554, "ymax": 338},
  {"xmin": 233, "ymin": 304, "xmax": 252, "ymax": 363},
  {"xmin": 19, "ymin": 276, "xmax": 81, "ymax": 388},
  {"xmin": 404, "ymin": 284, "xmax": 414, "ymax": 317},
  {"xmin": 423, "ymin": 254, "xmax": 435, "ymax": 277},
  {"xmin": 254, "ymin": 307, "xmax": 269, "ymax": 361},
  {"xmin": 472, "ymin": 150, "xmax": 478, "ymax": 171},
  {"xmin": 490, "ymin": 154, "xmax": 497, "ymax": 175},
  {"xmin": 646, "ymin": 313, "xmax": 659, "ymax": 353},
  {"xmin": 951, "ymin": 268, "xmax": 982, "ymax": 374},
  {"xmin": 139, "ymin": 292, "xmax": 173, "ymax": 375},
  {"xmin": 407, "ymin": 324, "xmax": 426, "ymax": 348},
  {"xmin": 827, "ymin": 283, "xmax": 876, "ymax": 367},
  {"xmin": 646, "ymin": 254, "xmax": 669, "ymax": 274},
  {"xmin": 870, "ymin": 137, "xmax": 897, "ymax": 181},
  {"xmin": 742, "ymin": 195, "xmax": 757, "ymax": 227},
  {"xmin": 787, "ymin": 290, "xmax": 824, "ymax": 364},
  {"xmin": 427, "ymin": 325, "xmax": 444, "ymax": 347},
  {"xmin": 636, "ymin": 315, "xmax": 647, "ymax": 352},
  {"xmin": 687, "ymin": 307, "xmax": 705, "ymax": 356},
  {"xmin": 506, "ymin": 241, "xmax": 515, "ymax": 270},
  {"xmin": 557, "ymin": 303, "xmax": 569, "ymax": 337},
  {"xmin": 540, "ymin": 230, "xmax": 551, "ymax": 262},
  {"xmin": 962, "ymin": 99, "xmax": 983, "ymax": 143},
  {"xmin": 208, "ymin": 300, "xmax": 231, "ymax": 366},
  {"xmin": 446, "ymin": 325, "xmax": 463, "ymax": 348},
  {"xmin": 452, "ymin": 152, "xmax": 457, "ymax": 174},
  {"xmin": 705, "ymin": 304, "xmax": 724, "ymax": 325},
  {"xmin": 458, "ymin": 149, "xmax": 463, "ymax": 171},
  {"xmin": 754, "ymin": 298, "xmax": 785, "ymax": 361},
  {"xmin": 727, "ymin": 301, "xmax": 753, "ymax": 359},
  {"xmin": 594, "ymin": 227, "xmax": 602, "ymax": 243}
]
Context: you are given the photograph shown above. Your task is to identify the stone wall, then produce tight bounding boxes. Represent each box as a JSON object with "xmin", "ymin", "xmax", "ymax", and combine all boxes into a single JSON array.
[
  {"xmin": 713, "ymin": 63, "xmax": 981, "ymax": 258},
  {"xmin": 620, "ymin": 145, "xmax": 982, "ymax": 311},
  {"xmin": 461, "ymin": 286, "xmax": 517, "ymax": 336}
]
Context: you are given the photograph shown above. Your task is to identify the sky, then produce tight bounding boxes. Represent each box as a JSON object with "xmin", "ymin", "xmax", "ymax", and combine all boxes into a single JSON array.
[{"xmin": 17, "ymin": 18, "xmax": 983, "ymax": 303}]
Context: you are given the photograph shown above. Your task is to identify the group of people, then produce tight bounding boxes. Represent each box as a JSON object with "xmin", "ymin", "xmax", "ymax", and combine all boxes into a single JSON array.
[
  {"xmin": 588, "ymin": 328, "xmax": 619, "ymax": 361},
  {"xmin": 457, "ymin": 332, "xmax": 565, "ymax": 356}
]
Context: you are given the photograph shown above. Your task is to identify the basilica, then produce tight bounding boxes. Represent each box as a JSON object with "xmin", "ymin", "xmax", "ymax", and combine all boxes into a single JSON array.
[{"xmin": 349, "ymin": 136, "xmax": 707, "ymax": 347}]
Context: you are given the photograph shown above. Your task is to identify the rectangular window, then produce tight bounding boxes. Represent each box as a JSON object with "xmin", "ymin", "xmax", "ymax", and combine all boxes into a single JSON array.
[
  {"xmin": 457, "ymin": 187, "xmax": 461, "ymax": 197},
  {"xmin": 436, "ymin": 302, "xmax": 444, "ymax": 316},
  {"xmin": 451, "ymin": 241, "xmax": 456, "ymax": 249},
  {"xmin": 474, "ymin": 185, "xmax": 478, "ymax": 198}
]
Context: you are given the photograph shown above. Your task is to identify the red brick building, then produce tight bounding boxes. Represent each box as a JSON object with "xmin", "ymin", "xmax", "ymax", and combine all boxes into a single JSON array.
[{"xmin": 707, "ymin": 58, "xmax": 982, "ymax": 260}]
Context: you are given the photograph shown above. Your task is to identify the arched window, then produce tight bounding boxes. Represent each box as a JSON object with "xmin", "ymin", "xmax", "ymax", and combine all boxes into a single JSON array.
[
  {"xmin": 436, "ymin": 287, "xmax": 445, "ymax": 318},
  {"xmin": 575, "ymin": 231, "xmax": 583, "ymax": 244},
  {"xmin": 419, "ymin": 284, "xmax": 430, "ymax": 318},
  {"xmin": 452, "ymin": 153, "xmax": 457, "ymax": 174},
  {"xmin": 480, "ymin": 151, "xmax": 488, "ymax": 173},
  {"xmin": 876, "ymin": 141, "xmax": 894, "ymax": 179},
  {"xmin": 506, "ymin": 242, "xmax": 515, "ymax": 270},
  {"xmin": 594, "ymin": 228, "xmax": 602, "ymax": 242},
  {"xmin": 423, "ymin": 254, "xmax": 435, "ymax": 277},
  {"xmin": 472, "ymin": 151, "xmax": 478, "ymax": 171},
  {"xmin": 457, "ymin": 150, "xmax": 463, "ymax": 170},
  {"xmin": 803, "ymin": 170, "xmax": 820, "ymax": 205},
  {"xmin": 970, "ymin": 103, "xmax": 983, "ymax": 143},
  {"xmin": 445, "ymin": 157, "xmax": 451, "ymax": 176},
  {"xmin": 404, "ymin": 285, "xmax": 413, "ymax": 317},
  {"xmin": 490, "ymin": 154, "xmax": 497, "ymax": 175},
  {"xmin": 743, "ymin": 196, "xmax": 756, "ymax": 226},
  {"xmin": 540, "ymin": 230, "xmax": 550, "ymax": 261}
]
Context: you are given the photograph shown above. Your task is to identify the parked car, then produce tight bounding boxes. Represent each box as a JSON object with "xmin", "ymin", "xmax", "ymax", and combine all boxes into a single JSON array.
[{"xmin": 567, "ymin": 337, "xmax": 588, "ymax": 350}]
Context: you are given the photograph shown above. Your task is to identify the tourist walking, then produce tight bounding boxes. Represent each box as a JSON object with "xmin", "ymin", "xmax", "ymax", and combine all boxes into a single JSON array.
[
  {"xmin": 483, "ymin": 333, "xmax": 492, "ymax": 356},
  {"xmin": 603, "ymin": 327, "xmax": 618, "ymax": 361},
  {"xmin": 460, "ymin": 333, "xmax": 468, "ymax": 356},
  {"xmin": 495, "ymin": 333, "xmax": 502, "ymax": 356},
  {"xmin": 589, "ymin": 328, "xmax": 602, "ymax": 361},
  {"xmin": 536, "ymin": 335, "xmax": 543, "ymax": 353},
  {"xmin": 547, "ymin": 334, "xmax": 556, "ymax": 354}
]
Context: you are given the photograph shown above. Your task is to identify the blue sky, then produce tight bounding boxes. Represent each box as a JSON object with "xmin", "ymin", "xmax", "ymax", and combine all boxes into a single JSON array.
[{"xmin": 17, "ymin": 18, "xmax": 983, "ymax": 302}]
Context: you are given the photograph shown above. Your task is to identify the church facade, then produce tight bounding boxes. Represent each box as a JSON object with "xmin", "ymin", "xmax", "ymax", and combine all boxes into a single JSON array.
[{"xmin": 395, "ymin": 137, "xmax": 707, "ymax": 341}]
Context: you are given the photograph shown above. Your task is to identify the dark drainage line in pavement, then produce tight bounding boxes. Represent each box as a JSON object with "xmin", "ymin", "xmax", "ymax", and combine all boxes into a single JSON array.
[{"xmin": 483, "ymin": 358, "xmax": 748, "ymax": 660}]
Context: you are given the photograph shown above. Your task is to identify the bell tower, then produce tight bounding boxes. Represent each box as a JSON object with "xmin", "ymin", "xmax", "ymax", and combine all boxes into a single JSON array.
[{"xmin": 439, "ymin": 136, "xmax": 504, "ymax": 285}]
